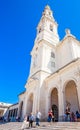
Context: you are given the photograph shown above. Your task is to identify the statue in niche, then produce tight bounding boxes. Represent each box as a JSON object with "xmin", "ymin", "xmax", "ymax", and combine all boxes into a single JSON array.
[
  {"xmin": 65, "ymin": 101, "xmax": 71, "ymax": 115},
  {"xmin": 66, "ymin": 100, "xmax": 71, "ymax": 110}
]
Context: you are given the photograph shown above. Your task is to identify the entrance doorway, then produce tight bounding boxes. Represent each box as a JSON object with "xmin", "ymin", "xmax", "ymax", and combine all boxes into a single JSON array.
[
  {"xmin": 52, "ymin": 104, "xmax": 58, "ymax": 121},
  {"xmin": 51, "ymin": 88, "xmax": 58, "ymax": 121}
]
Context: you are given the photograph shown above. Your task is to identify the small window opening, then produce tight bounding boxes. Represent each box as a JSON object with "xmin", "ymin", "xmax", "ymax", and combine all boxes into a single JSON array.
[{"xmin": 39, "ymin": 28, "xmax": 41, "ymax": 33}]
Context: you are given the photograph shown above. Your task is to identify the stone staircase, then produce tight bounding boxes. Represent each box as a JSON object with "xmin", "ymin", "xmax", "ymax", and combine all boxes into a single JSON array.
[{"xmin": 0, "ymin": 122, "xmax": 80, "ymax": 130}]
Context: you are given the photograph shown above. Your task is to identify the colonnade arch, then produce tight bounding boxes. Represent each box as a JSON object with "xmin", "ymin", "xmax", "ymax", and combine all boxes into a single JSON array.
[
  {"xmin": 64, "ymin": 80, "xmax": 79, "ymax": 113},
  {"xmin": 48, "ymin": 79, "xmax": 79, "ymax": 121},
  {"xmin": 27, "ymin": 93, "xmax": 33, "ymax": 115},
  {"xmin": 50, "ymin": 87, "xmax": 58, "ymax": 121}
]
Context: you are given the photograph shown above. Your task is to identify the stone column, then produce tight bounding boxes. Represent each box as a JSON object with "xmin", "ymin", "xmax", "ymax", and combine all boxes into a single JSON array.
[
  {"xmin": 74, "ymin": 68, "xmax": 80, "ymax": 111},
  {"xmin": 32, "ymin": 92, "xmax": 37, "ymax": 115},
  {"xmin": 22, "ymin": 96, "xmax": 27, "ymax": 117},
  {"xmin": 32, "ymin": 80, "xmax": 40, "ymax": 114},
  {"xmin": 18, "ymin": 102, "xmax": 21, "ymax": 117},
  {"xmin": 15, "ymin": 109, "xmax": 16, "ymax": 117},
  {"xmin": 76, "ymin": 80, "xmax": 80, "ymax": 111},
  {"xmin": 46, "ymin": 95, "xmax": 51, "ymax": 118},
  {"xmin": 32, "ymin": 89, "xmax": 38, "ymax": 116},
  {"xmin": 12, "ymin": 110, "xmax": 14, "ymax": 117},
  {"xmin": 58, "ymin": 89, "xmax": 65, "ymax": 121}
]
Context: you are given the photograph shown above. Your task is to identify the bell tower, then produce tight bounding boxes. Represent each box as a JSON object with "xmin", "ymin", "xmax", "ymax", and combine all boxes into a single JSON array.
[
  {"xmin": 24, "ymin": 5, "xmax": 60, "ymax": 117},
  {"xmin": 35, "ymin": 5, "xmax": 59, "ymax": 45},
  {"xmin": 29, "ymin": 5, "xmax": 59, "ymax": 77}
]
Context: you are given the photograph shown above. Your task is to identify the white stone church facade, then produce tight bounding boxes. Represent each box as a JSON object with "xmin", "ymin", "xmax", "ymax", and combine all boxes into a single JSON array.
[{"xmin": 16, "ymin": 5, "xmax": 80, "ymax": 121}]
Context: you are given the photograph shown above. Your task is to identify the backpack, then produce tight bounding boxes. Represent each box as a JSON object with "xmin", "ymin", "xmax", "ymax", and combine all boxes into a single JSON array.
[{"xmin": 29, "ymin": 115, "xmax": 34, "ymax": 121}]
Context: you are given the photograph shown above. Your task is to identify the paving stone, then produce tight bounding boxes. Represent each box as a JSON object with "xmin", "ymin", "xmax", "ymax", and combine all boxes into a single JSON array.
[{"xmin": 0, "ymin": 122, "xmax": 80, "ymax": 130}]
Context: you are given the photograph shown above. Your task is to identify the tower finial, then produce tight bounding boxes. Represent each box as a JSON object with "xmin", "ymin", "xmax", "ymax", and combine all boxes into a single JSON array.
[
  {"xmin": 42, "ymin": 5, "xmax": 54, "ymax": 20},
  {"xmin": 64, "ymin": 28, "xmax": 76, "ymax": 38},
  {"xmin": 45, "ymin": 5, "xmax": 50, "ymax": 10}
]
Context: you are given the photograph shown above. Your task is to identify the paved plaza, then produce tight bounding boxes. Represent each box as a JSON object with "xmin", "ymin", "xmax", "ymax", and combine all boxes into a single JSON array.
[{"xmin": 0, "ymin": 122, "xmax": 80, "ymax": 130}]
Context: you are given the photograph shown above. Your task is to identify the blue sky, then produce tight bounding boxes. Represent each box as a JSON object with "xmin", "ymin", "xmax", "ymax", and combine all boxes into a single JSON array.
[{"xmin": 0, "ymin": 0, "xmax": 80, "ymax": 104}]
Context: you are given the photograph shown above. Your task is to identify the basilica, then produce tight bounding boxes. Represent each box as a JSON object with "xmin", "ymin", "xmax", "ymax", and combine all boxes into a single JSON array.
[{"xmin": 5, "ymin": 5, "xmax": 80, "ymax": 121}]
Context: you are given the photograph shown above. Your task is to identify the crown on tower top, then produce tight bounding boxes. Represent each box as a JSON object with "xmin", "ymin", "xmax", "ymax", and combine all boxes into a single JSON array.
[{"xmin": 45, "ymin": 5, "xmax": 50, "ymax": 10}]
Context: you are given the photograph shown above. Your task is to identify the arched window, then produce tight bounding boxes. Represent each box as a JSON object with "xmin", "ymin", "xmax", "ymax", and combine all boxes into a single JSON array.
[
  {"xmin": 51, "ymin": 52, "xmax": 55, "ymax": 58},
  {"xmin": 50, "ymin": 24, "xmax": 53, "ymax": 32},
  {"xmin": 50, "ymin": 52, "xmax": 55, "ymax": 68}
]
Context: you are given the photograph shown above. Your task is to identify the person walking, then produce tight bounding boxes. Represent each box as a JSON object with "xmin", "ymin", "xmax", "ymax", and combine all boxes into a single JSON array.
[
  {"xmin": 36, "ymin": 111, "xmax": 41, "ymax": 126},
  {"xmin": 29, "ymin": 113, "xmax": 34, "ymax": 128}
]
